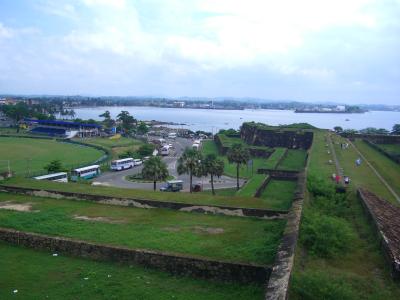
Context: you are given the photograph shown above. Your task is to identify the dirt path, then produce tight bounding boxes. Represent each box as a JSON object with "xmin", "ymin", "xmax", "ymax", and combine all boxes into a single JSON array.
[{"xmin": 349, "ymin": 139, "xmax": 400, "ymax": 204}]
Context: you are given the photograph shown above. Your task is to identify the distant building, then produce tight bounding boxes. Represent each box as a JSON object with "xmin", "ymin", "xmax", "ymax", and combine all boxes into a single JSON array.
[
  {"xmin": 173, "ymin": 101, "xmax": 185, "ymax": 108},
  {"xmin": 336, "ymin": 105, "xmax": 346, "ymax": 112},
  {"xmin": 0, "ymin": 98, "xmax": 18, "ymax": 105},
  {"xmin": 24, "ymin": 118, "xmax": 101, "ymax": 138}
]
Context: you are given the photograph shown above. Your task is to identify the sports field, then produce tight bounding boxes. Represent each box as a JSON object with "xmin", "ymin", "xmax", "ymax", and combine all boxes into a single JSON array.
[{"xmin": 0, "ymin": 137, "xmax": 104, "ymax": 176}]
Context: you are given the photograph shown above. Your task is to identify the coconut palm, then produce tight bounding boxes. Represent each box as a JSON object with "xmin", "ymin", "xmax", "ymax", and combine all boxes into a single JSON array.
[
  {"xmin": 177, "ymin": 148, "xmax": 203, "ymax": 193},
  {"xmin": 141, "ymin": 156, "xmax": 169, "ymax": 191},
  {"xmin": 204, "ymin": 154, "xmax": 224, "ymax": 195},
  {"xmin": 227, "ymin": 143, "xmax": 250, "ymax": 190}
]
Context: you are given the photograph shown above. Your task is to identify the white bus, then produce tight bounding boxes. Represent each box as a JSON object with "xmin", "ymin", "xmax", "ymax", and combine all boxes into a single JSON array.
[
  {"xmin": 168, "ymin": 132, "xmax": 177, "ymax": 139},
  {"xmin": 111, "ymin": 158, "xmax": 134, "ymax": 171},
  {"xmin": 34, "ymin": 172, "xmax": 68, "ymax": 183},
  {"xmin": 71, "ymin": 165, "xmax": 101, "ymax": 181}
]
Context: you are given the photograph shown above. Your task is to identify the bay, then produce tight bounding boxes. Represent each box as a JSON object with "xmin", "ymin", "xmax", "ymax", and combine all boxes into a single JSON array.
[{"xmin": 73, "ymin": 106, "xmax": 400, "ymax": 133}]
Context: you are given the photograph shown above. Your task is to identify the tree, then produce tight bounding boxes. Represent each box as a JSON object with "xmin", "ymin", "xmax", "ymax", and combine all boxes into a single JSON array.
[
  {"xmin": 44, "ymin": 160, "xmax": 64, "ymax": 173},
  {"xmin": 177, "ymin": 148, "xmax": 203, "ymax": 193},
  {"xmin": 99, "ymin": 110, "xmax": 115, "ymax": 131},
  {"xmin": 227, "ymin": 143, "xmax": 250, "ymax": 190},
  {"xmin": 137, "ymin": 143, "xmax": 155, "ymax": 157},
  {"xmin": 203, "ymin": 154, "xmax": 224, "ymax": 195},
  {"xmin": 137, "ymin": 121, "xmax": 149, "ymax": 135},
  {"xmin": 3, "ymin": 102, "xmax": 30, "ymax": 132},
  {"xmin": 117, "ymin": 111, "xmax": 137, "ymax": 134},
  {"xmin": 333, "ymin": 126, "xmax": 343, "ymax": 133},
  {"xmin": 392, "ymin": 124, "xmax": 400, "ymax": 135},
  {"xmin": 141, "ymin": 156, "xmax": 169, "ymax": 191}
]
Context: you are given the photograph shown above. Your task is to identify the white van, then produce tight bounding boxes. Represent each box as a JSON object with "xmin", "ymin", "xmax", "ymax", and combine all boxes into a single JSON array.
[{"xmin": 134, "ymin": 159, "xmax": 143, "ymax": 166}]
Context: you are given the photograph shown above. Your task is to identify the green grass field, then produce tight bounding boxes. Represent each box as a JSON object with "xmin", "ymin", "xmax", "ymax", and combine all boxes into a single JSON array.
[
  {"xmin": 376, "ymin": 143, "xmax": 400, "ymax": 156},
  {"xmin": 263, "ymin": 148, "xmax": 287, "ymax": 169},
  {"xmin": 2, "ymin": 177, "xmax": 287, "ymax": 210},
  {"xmin": 236, "ymin": 175, "xmax": 267, "ymax": 197},
  {"xmin": 331, "ymin": 135, "xmax": 396, "ymax": 203},
  {"xmin": 276, "ymin": 149, "xmax": 307, "ymax": 171},
  {"xmin": 290, "ymin": 130, "xmax": 400, "ymax": 300},
  {"xmin": 77, "ymin": 136, "xmax": 143, "ymax": 148},
  {"xmin": 202, "ymin": 140, "xmax": 269, "ymax": 179},
  {"xmin": 0, "ymin": 193, "xmax": 285, "ymax": 265},
  {"xmin": 259, "ymin": 180, "xmax": 297, "ymax": 210},
  {"xmin": 0, "ymin": 137, "xmax": 104, "ymax": 176},
  {"xmin": 200, "ymin": 188, "xmax": 237, "ymax": 197},
  {"xmin": 353, "ymin": 139, "xmax": 400, "ymax": 198},
  {"xmin": 0, "ymin": 242, "xmax": 263, "ymax": 300}
]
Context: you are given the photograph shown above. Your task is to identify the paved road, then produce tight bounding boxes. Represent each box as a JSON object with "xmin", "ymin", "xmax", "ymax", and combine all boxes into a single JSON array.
[{"xmin": 93, "ymin": 137, "xmax": 244, "ymax": 191}]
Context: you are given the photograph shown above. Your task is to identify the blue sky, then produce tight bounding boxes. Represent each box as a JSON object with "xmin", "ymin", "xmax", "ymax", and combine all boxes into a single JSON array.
[{"xmin": 0, "ymin": 0, "xmax": 399, "ymax": 104}]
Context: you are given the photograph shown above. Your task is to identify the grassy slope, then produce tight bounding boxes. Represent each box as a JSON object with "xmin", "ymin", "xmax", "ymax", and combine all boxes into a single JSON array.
[
  {"xmin": 264, "ymin": 148, "xmax": 287, "ymax": 169},
  {"xmin": 276, "ymin": 149, "xmax": 307, "ymax": 171},
  {"xmin": 377, "ymin": 143, "xmax": 400, "ymax": 156},
  {"xmin": 202, "ymin": 140, "xmax": 267, "ymax": 179},
  {"xmin": 1, "ymin": 177, "xmax": 285, "ymax": 210},
  {"xmin": 290, "ymin": 130, "xmax": 400, "ymax": 299},
  {"xmin": 259, "ymin": 180, "xmax": 297, "ymax": 211},
  {"xmin": 331, "ymin": 135, "xmax": 396, "ymax": 203},
  {"xmin": 0, "ymin": 242, "xmax": 263, "ymax": 300},
  {"xmin": 0, "ymin": 137, "xmax": 104, "ymax": 175},
  {"xmin": 0, "ymin": 193, "xmax": 285, "ymax": 265},
  {"xmin": 353, "ymin": 139, "xmax": 400, "ymax": 198},
  {"xmin": 236, "ymin": 175, "xmax": 267, "ymax": 197}
]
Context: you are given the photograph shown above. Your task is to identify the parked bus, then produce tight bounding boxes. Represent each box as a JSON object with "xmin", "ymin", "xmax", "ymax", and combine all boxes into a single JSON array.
[
  {"xmin": 71, "ymin": 165, "xmax": 101, "ymax": 181},
  {"xmin": 111, "ymin": 158, "xmax": 134, "ymax": 171},
  {"xmin": 34, "ymin": 172, "xmax": 68, "ymax": 183}
]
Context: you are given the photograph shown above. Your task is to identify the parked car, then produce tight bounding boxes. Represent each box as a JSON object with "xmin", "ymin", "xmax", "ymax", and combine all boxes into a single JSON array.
[
  {"xmin": 133, "ymin": 159, "xmax": 143, "ymax": 166},
  {"xmin": 160, "ymin": 180, "xmax": 183, "ymax": 192}
]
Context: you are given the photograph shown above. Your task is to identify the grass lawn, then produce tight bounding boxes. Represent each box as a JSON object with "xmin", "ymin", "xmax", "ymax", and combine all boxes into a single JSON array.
[
  {"xmin": 200, "ymin": 188, "xmax": 237, "ymax": 197},
  {"xmin": 76, "ymin": 136, "xmax": 144, "ymax": 159},
  {"xmin": 1, "ymin": 177, "xmax": 288, "ymax": 210},
  {"xmin": 331, "ymin": 135, "xmax": 396, "ymax": 203},
  {"xmin": 353, "ymin": 139, "xmax": 400, "ymax": 198},
  {"xmin": 202, "ymin": 140, "xmax": 268, "ymax": 179},
  {"xmin": 264, "ymin": 148, "xmax": 287, "ymax": 169},
  {"xmin": 0, "ymin": 242, "xmax": 263, "ymax": 300},
  {"xmin": 289, "ymin": 129, "xmax": 400, "ymax": 300},
  {"xmin": 236, "ymin": 175, "xmax": 267, "ymax": 197},
  {"xmin": 376, "ymin": 143, "xmax": 400, "ymax": 156},
  {"xmin": 259, "ymin": 180, "xmax": 297, "ymax": 211},
  {"xmin": 217, "ymin": 134, "xmax": 245, "ymax": 147},
  {"xmin": 0, "ymin": 193, "xmax": 285, "ymax": 265},
  {"xmin": 126, "ymin": 173, "xmax": 175, "ymax": 183},
  {"xmin": 0, "ymin": 137, "xmax": 104, "ymax": 176},
  {"xmin": 276, "ymin": 149, "xmax": 307, "ymax": 171}
]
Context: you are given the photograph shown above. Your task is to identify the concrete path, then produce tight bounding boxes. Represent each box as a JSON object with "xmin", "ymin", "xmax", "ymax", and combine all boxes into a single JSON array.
[{"xmin": 348, "ymin": 139, "xmax": 400, "ymax": 204}]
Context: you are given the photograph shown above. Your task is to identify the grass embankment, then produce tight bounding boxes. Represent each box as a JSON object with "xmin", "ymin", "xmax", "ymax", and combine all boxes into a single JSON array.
[
  {"xmin": 259, "ymin": 180, "xmax": 297, "ymax": 211},
  {"xmin": 236, "ymin": 175, "xmax": 267, "ymax": 197},
  {"xmin": 353, "ymin": 139, "xmax": 400, "ymax": 199},
  {"xmin": 0, "ymin": 242, "xmax": 263, "ymax": 300},
  {"xmin": 2, "ymin": 177, "xmax": 286, "ymax": 210},
  {"xmin": 200, "ymin": 188, "xmax": 237, "ymax": 197},
  {"xmin": 76, "ymin": 136, "xmax": 144, "ymax": 159},
  {"xmin": 202, "ymin": 140, "xmax": 268, "ymax": 179},
  {"xmin": 0, "ymin": 137, "xmax": 104, "ymax": 176},
  {"xmin": 376, "ymin": 143, "xmax": 400, "ymax": 156},
  {"xmin": 289, "ymin": 130, "xmax": 400, "ymax": 299},
  {"xmin": 0, "ymin": 193, "xmax": 285, "ymax": 265},
  {"xmin": 263, "ymin": 148, "xmax": 287, "ymax": 169},
  {"xmin": 331, "ymin": 135, "xmax": 396, "ymax": 203},
  {"xmin": 276, "ymin": 149, "xmax": 307, "ymax": 171}
]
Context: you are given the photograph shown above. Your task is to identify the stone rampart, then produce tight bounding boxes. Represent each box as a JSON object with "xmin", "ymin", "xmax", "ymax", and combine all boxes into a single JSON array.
[
  {"xmin": 0, "ymin": 227, "xmax": 270, "ymax": 284},
  {"xmin": 0, "ymin": 185, "xmax": 288, "ymax": 219}
]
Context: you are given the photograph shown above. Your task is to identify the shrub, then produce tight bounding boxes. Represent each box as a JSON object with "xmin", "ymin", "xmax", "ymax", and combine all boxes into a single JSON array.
[
  {"xmin": 300, "ymin": 211, "xmax": 355, "ymax": 258},
  {"xmin": 137, "ymin": 144, "xmax": 155, "ymax": 157},
  {"xmin": 307, "ymin": 175, "xmax": 335, "ymax": 198}
]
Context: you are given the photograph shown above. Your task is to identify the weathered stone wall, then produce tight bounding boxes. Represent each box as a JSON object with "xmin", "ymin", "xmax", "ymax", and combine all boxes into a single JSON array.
[
  {"xmin": 0, "ymin": 227, "xmax": 270, "ymax": 284},
  {"xmin": 265, "ymin": 170, "xmax": 307, "ymax": 299},
  {"xmin": 0, "ymin": 185, "xmax": 289, "ymax": 218},
  {"xmin": 256, "ymin": 169, "xmax": 299, "ymax": 181},
  {"xmin": 240, "ymin": 123, "xmax": 314, "ymax": 150},
  {"xmin": 341, "ymin": 133, "xmax": 400, "ymax": 144},
  {"xmin": 358, "ymin": 189, "xmax": 400, "ymax": 280}
]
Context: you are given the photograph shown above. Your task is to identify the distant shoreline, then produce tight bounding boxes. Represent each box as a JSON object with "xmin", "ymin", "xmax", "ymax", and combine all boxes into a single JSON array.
[{"xmin": 294, "ymin": 109, "xmax": 365, "ymax": 114}]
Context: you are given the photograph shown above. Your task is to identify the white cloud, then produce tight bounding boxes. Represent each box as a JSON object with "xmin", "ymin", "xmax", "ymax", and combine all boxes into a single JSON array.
[
  {"xmin": 82, "ymin": 0, "xmax": 126, "ymax": 9},
  {"xmin": 0, "ymin": 23, "xmax": 14, "ymax": 39}
]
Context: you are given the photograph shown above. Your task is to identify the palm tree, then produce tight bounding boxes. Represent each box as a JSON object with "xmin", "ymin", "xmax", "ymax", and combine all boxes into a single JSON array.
[
  {"xmin": 141, "ymin": 156, "xmax": 169, "ymax": 191},
  {"xmin": 177, "ymin": 148, "xmax": 203, "ymax": 193},
  {"xmin": 204, "ymin": 154, "xmax": 224, "ymax": 195},
  {"xmin": 227, "ymin": 143, "xmax": 250, "ymax": 190}
]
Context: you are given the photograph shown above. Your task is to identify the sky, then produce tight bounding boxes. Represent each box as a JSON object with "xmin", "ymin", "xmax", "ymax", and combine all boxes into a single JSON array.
[{"xmin": 0, "ymin": 0, "xmax": 399, "ymax": 104}]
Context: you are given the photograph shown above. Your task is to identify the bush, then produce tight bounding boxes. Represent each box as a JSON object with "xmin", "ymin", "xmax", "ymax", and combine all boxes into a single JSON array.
[
  {"xmin": 312, "ymin": 193, "xmax": 351, "ymax": 218},
  {"xmin": 307, "ymin": 175, "xmax": 335, "ymax": 198},
  {"xmin": 137, "ymin": 144, "xmax": 155, "ymax": 157},
  {"xmin": 300, "ymin": 211, "xmax": 355, "ymax": 258},
  {"xmin": 291, "ymin": 271, "xmax": 357, "ymax": 300}
]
